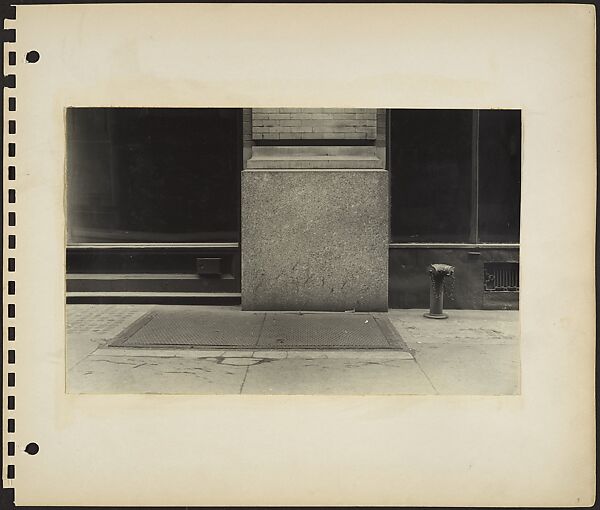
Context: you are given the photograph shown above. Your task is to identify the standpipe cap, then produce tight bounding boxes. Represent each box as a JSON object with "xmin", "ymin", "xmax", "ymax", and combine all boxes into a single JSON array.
[{"xmin": 428, "ymin": 263, "xmax": 455, "ymax": 277}]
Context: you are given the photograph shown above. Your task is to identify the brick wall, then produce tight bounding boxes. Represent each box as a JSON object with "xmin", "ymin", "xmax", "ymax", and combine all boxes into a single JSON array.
[
  {"xmin": 252, "ymin": 108, "xmax": 377, "ymax": 140},
  {"xmin": 375, "ymin": 108, "xmax": 387, "ymax": 168},
  {"xmin": 242, "ymin": 108, "xmax": 253, "ymax": 168}
]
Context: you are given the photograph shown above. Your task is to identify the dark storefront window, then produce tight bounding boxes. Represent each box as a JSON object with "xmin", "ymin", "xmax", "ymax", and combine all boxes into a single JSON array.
[
  {"xmin": 390, "ymin": 109, "xmax": 521, "ymax": 244},
  {"xmin": 390, "ymin": 110, "xmax": 473, "ymax": 242},
  {"xmin": 66, "ymin": 108, "xmax": 241, "ymax": 244},
  {"xmin": 478, "ymin": 110, "xmax": 521, "ymax": 242}
]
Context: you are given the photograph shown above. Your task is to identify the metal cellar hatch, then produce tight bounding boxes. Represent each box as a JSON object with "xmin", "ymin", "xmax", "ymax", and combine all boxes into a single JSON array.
[
  {"xmin": 109, "ymin": 309, "xmax": 409, "ymax": 350},
  {"xmin": 484, "ymin": 262, "xmax": 519, "ymax": 292}
]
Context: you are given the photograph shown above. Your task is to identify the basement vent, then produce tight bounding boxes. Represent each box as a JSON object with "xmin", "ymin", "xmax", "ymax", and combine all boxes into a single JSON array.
[{"xmin": 484, "ymin": 262, "xmax": 519, "ymax": 292}]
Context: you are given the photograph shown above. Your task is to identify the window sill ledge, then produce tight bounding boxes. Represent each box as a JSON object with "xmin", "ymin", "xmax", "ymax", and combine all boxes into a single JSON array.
[{"xmin": 389, "ymin": 243, "xmax": 519, "ymax": 249}]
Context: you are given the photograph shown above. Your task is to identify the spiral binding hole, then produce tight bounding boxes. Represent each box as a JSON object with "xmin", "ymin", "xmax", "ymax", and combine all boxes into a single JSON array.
[
  {"xmin": 25, "ymin": 50, "xmax": 40, "ymax": 63},
  {"xmin": 25, "ymin": 443, "xmax": 39, "ymax": 455}
]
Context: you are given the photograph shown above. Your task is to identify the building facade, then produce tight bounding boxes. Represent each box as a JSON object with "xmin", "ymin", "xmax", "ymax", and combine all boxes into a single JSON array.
[{"xmin": 66, "ymin": 107, "xmax": 520, "ymax": 310}]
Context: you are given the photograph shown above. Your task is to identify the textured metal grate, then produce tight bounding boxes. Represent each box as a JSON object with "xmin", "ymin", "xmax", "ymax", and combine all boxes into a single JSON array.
[
  {"xmin": 110, "ymin": 309, "xmax": 406, "ymax": 350},
  {"xmin": 111, "ymin": 309, "xmax": 264, "ymax": 347},
  {"xmin": 484, "ymin": 262, "xmax": 519, "ymax": 291},
  {"xmin": 258, "ymin": 313, "xmax": 396, "ymax": 349}
]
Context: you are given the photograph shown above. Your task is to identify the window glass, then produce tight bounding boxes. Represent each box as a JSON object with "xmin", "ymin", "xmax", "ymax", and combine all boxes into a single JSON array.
[
  {"xmin": 66, "ymin": 108, "xmax": 241, "ymax": 243},
  {"xmin": 478, "ymin": 110, "xmax": 521, "ymax": 243},
  {"xmin": 390, "ymin": 109, "xmax": 473, "ymax": 242}
]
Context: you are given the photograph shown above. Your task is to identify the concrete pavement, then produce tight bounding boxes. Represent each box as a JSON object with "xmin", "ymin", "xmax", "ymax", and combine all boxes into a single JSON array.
[{"xmin": 66, "ymin": 305, "xmax": 519, "ymax": 395}]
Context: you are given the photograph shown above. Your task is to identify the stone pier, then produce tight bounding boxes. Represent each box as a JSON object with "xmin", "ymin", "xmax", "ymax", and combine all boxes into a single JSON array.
[{"xmin": 241, "ymin": 108, "xmax": 389, "ymax": 312}]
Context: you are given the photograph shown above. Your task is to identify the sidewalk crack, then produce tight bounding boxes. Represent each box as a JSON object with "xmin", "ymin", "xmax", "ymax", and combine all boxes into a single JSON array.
[
  {"xmin": 239, "ymin": 354, "xmax": 253, "ymax": 394},
  {"xmin": 254, "ymin": 313, "xmax": 267, "ymax": 348},
  {"xmin": 412, "ymin": 356, "xmax": 439, "ymax": 395}
]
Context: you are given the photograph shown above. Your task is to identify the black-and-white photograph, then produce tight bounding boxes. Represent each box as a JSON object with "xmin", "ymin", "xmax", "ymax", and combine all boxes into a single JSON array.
[{"xmin": 65, "ymin": 107, "xmax": 521, "ymax": 395}]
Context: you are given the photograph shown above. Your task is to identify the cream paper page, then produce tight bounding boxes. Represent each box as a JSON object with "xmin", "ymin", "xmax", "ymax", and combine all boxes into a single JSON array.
[{"xmin": 2, "ymin": 3, "xmax": 596, "ymax": 506}]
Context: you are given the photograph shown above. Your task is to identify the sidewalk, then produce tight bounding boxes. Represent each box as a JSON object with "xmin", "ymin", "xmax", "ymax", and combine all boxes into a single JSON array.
[{"xmin": 66, "ymin": 305, "xmax": 519, "ymax": 395}]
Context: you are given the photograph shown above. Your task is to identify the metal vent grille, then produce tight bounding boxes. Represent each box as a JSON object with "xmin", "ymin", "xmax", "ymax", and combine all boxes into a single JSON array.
[{"xmin": 484, "ymin": 262, "xmax": 519, "ymax": 292}]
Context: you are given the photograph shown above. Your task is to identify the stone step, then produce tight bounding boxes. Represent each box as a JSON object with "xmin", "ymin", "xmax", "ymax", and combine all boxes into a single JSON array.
[
  {"xmin": 67, "ymin": 273, "xmax": 238, "ymax": 293},
  {"xmin": 66, "ymin": 292, "xmax": 241, "ymax": 305}
]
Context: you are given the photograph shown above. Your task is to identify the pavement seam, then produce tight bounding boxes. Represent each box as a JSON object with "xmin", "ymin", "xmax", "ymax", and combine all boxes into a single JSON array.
[
  {"xmin": 66, "ymin": 309, "xmax": 160, "ymax": 373},
  {"xmin": 411, "ymin": 355, "xmax": 440, "ymax": 395},
  {"xmin": 254, "ymin": 312, "xmax": 267, "ymax": 348},
  {"xmin": 239, "ymin": 353, "xmax": 254, "ymax": 394},
  {"xmin": 67, "ymin": 342, "xmax": 103, "ymax": 372}
]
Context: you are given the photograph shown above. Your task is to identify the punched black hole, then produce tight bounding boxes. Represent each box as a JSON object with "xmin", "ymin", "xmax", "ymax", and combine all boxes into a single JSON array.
[
  {"xmin": 8, "ymin": 143, "xmax": 15, "ymax": 157},
  {"xmin": 7, "ymin": 442, "xmax": 15, "ymax": 456},
  {"xmin": 8, "ymin": 120, "xmax": 16, "ymax": 134},
  {"xmin": 25, "ymin": 443, "xmax": 39, "ymax": 455},
  {"xmin": 8, "ymin": 419, "xmax": 15, "ymax": 433},
  {"xmin": 8, "ymin": 97, "xmax": 16, "ymax": 111},
  {"xmin": 8, "ymin": 281, "xmax": 15, "ymax": 294},
  {"xmin": 7, "ymin": 465, "xmax": 14, "ymax": 479},
  {"xmin": 9, "ymin": 212, "xmax": 16, "ymax": 226},
  {"xmin": 8, "ymin": 258, "xmax": 15, "ymax": 271},
  {"xmin": 8, "ymin": 189, "xmax": 16, "ymax": 203},
  {"xmin": 8, "ymin": 373, "xmax": 15, "ymax": 387},
  {"xmin": 8, "ymin": 51, "xmax": 16, "ymax": 65},
  {"xmin": 8, "ymin": 350, "xmax": 15, "ymax": 363},
  {"xmin": 8, "ymin": 235, "xmax": 16, "ymax": 249},
  {"xmin": 25, "ymin": 50, "xmax": 40, "ymax": 63},
  {"xmin": 8, "ymin": 303, "xmax": 15, "ymax": 317},
  {"xmin": 8, "ymin": 396, "xmax": 15, "ymax": 409},
  {"xmin": 8, "ymin": 327, "xmax": 15, "ymax": 340},
  {"xmin": 8, "ymin": 165, "xmax": 16, "ymax": 180}
]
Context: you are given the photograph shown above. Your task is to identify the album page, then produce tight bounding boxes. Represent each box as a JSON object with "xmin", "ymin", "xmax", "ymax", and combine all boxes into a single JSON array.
[{"xmin": 2, "ymin": 3, "xmax": 596, "ymax": 506}]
